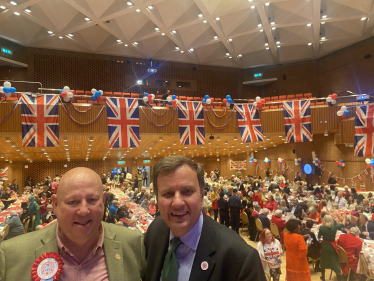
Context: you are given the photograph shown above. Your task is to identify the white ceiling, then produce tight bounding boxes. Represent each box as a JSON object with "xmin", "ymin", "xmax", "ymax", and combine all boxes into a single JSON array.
[{"xmin": 0, "ymin": 0, "xmax": 373, "ymax": 69}]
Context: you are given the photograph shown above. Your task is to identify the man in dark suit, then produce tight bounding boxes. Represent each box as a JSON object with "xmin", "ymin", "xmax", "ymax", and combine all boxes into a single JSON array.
[
  {"xmin": 228, "ymin": 189, "xmax": 241, "ymax": 233},
  {"xmin": 144, "ymin": 156, "xmax": 266, "ymax": 281},
  {"xmin": 294, "ymin": 198, "xmax": 308, "ymax": 219},
  {"xmin": 258, "ymin": 208, "xmax": 271, "ymax": 229},
  {"xmin": 359, "ymin": 214, "xmax": 374, "ymax": 239},
  {"xmin": 300, "ymin": 220, "xmax": 321, "ymax": 271},
  {"xmin": 217, "ymin": 191, "xmax": 229, "ymax": 227}
]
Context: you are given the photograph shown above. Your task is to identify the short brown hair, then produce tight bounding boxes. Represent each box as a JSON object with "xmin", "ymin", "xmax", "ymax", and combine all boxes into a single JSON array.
[{"xmin": 152, "ymin": 156, "xmax": 204, "ymax": 196}]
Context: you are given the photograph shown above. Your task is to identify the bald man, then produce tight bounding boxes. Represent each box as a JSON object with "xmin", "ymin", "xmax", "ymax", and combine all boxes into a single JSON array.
[{"xmin": 0, "ymin": 167, "xmax": 145, "ymax": 281}]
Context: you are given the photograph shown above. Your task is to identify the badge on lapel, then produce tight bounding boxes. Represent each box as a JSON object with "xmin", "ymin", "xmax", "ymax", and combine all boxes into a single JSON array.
[
  {"xmin": 201, "ymin": 261, "xmax": 209, "ymax": 271},
  {"xmin": 31, "ymin": 252, "xmax": 64, "ymax": 281}
]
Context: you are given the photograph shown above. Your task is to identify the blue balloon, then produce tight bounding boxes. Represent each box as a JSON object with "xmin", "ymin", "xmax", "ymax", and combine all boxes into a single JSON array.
[
  {"xmin": 10, "ymin": 87, "xmax": 16, "ymax": 93},
  {"xmin": 60, "ymin": 89, "xmax": 64, "ymax": 93},
  {"xmin": 172, "ymin": 95, "xmax": 176, "ymax": 100},
  {"xmin": 95, "ymin": 91, "xmax": 101, "ymax": 97},
  {"xmin": 268, "ymin": 159, "xmax": 271, "ymax": 162},
  {"xmin": 3, "ymin": 87, "xmax": 10, "ymax": 93},
  {"xmin": 91, "ymin": 95, "xmax": 97, "ymax": 101},
  {"xmin": 343, "ymin": 110, "xmax": 350, "ymax": 116},
  {"xmin": 280, "ymin": 161, "xmax": 283, "ymax": 164},
  {"xmin": 226, "ymin": 95, "xmax": 231, "ymax": 99},
  {"xmin": 337, "ymin": 165, "xmax": 341, "ymax": 168},
  {"xmin": 202, "ymin": 99, "xmax": 206, "ymax": 103},
  {"xmin": 328, "ymin": 101, "xmax": 332, "ymax": 106},
  {"xmin": 315, "ymin": 159, "xmax": 318, "ymax": 163},
  {"xmin": 228, "ymin": 98, "xmax": 233, "ymax": 104},
  {"xmin": 371, "ymin": 160, "xmax": 374, "ymax": 165},
  {"xmin": 340, "ymin": 159, "xmax": 344, "ymax": 163},
  {"xmin": 205, "ymin": 95, "xmax": 209, "ymax": 99},
  {"xmin": 168, "ymin": 101, "xmax": 172, "ymax": 105},
  {"xmin": 263, "ymin": 160, "xmax": 266, "ymax": 163},
  {"xmin": 298, "ymin": 160, "xmax": 301, "ymax": 163},
  {"xmin": 250, "ymin": 158, "xmax": 254, "ymax": 161}
]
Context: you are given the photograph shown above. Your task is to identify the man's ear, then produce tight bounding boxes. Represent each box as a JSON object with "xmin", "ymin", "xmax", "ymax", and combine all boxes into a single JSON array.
[
  {"xmin": 51, "ymin": 194, "xmax": 57, "ymax": 209},
  {"xmin": 102, "ymin": 191, "xmax": 107, "ymax": 204}
]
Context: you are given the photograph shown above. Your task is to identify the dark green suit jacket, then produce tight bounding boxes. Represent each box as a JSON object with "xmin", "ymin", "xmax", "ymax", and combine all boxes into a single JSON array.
[{"xmin": 0, "ymin": 222, "xmax": 145, "ymax": 281}]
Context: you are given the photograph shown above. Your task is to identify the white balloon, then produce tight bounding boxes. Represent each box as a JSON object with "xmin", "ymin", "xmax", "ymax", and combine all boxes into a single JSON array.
[
  {"xmin": 167, "ymin": 96, "xmax": 172, "ymax": 102},
  {"xmin": 298, "ymin": 158, "xmax": 301, "ymax": 161},
  {"xmin": 63, "ymin": 86, "xmax": 70, "ymax": 92},
  {"xmin": 206, "ymin": 99, "xmax": 211, "ymax": 104},
  {"xmin": 151, "ymin": 94, "xmax": 155, "ymax": 99},
  {"xmin": 256, "ymin": 96, "xmax": 261, "ymax": 102},
  {"xmin": 253, "ymin": 102, "xmax": 257, "ymax": 107},
  {"xmin": 366, "ymin": 158, "xmax": 371, "ymax": 164},
  {"xmin": 265, "ymin": 157, "xmax": 268, "ymax": 161},
  {"xmin": 337, "ymin": 110, "xmax": 343, "ymax": 116},
  {"xmin": 5, "ymin": 92, "xmax": 11, "ymax": 97},
  {"xmin": 254, "ymin": 159, "xmax": 257, "ymax": 162},
  {"xmin": 326, "ymin": 97, "xmax": 332, "ymax": 102},
  {"xmin": 342, "ymin": 163, "xmax": 345, "ymax": 167},
  {"xmin": 0, "ymin": 87, "xmax": 3, "ymax": 93},
  {"xmin": 99, "ymin": 90, "xmax": 103, "ymax": 96},
  {"xmin": 143, "ymin": 96, "xmax": 148, "ymax": 102},
  {"xmin": 63, "ymin": 96, "xmax": 70, "ymax": 102},
  {"xmin": 226, "ymin": 103, "xmax": 230, "ymax": 107},
  {"xmin": 67, "ymin": 92, "xmax": 74, "ymax": 98},
  {"xmin": 331, "ymin": 99, "xmax": 337, "ymax": 104},
  {"xmin": 278, "ymin": 158, "xmax": 281, "ymax": 161},
  {"xmin": 91, "ymin": 88, "xmax": 97, "ymax": 95},
  {"xmin": 3, "ymin": 81, "xmax": 11, "ymax": 88},
  {"xmin": 341, "ymin": 106, "xmax": 347, "ymax": 111}
]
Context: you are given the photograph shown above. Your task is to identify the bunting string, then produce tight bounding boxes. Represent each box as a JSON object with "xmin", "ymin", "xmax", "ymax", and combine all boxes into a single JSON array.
[
  {"xmin": 60, "ymin": 97, "xmax": 105, "ymax": 125},
  {"xmin": 145, "ymin": 102, "xmax": 170, "ymax": 116},
  {"xmin": 140, "ymin": 105, "xmax": 178, "ymax": 127},
  {"xmin": 203, "ymin": 106, "xmax": 236, "ymax": 130},
  {"xmin": 207, "ymin": 104, "xmax": 228, "ymax": 118},
  {"xmin": 68, "ymin": 100, "xmax": 95, "ymax": 113},
  {"xmin": 0, "ymin": 98, "xmax": 20, "ymax": 123}
]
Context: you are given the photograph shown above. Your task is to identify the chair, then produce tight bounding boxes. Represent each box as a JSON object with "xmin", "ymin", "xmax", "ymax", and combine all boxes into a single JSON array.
[
  {"xmin": 270, "ymin": 96, "xmax": 279, "ymax": 101},
  {"xmin": 255, "ymin": 218, "xmax": 263, "ymax": 242},
  {"xmin": 104, "ymin": 91, "xmax": 113, "ymax": 96},
  {"xmin": 75, "ymin": 90, "xmax": 84, "ymax": 95},
  {"xmin": 306, "ymin": 242, "xmax": 320, "ymax": 270},
  {"xmin": 295, "ymin": 93, "xmax": 304, "ymax": 99},
  {"xmin": 286, "ymin": 94, "xmax": 295, "ymax": 100},
  {"xmin": 0, "ymin": 224, "xmax": 9, "ymax": 240},
  {"xmin": 179, "ymin": 96, "xmax": 187, "ymax": 101},
  {"xmin": 304, "ymin": 93, "xmax": 312, "ymax": 98},
  {"xmin": 123, "ymin": 93, "xmax": 131, "ymax": 98},
  {"xmin": 264, "ymin": 97, "xmax": 271, "ymax": 102},
  {"xmin": 269, "ymin": 103, "xmax": 279, "ymax": 109},
  {"xmin": 360, "ymin": 252, "xmax": 374, "ymax": 280},
  {"xmin": 264, "ymin": 272, "xmax": 271, "ymax": 281},
  {"xmin": 31, "ymin": 215, "xmax": 36, "ymax": 231},
  {"xmin": 186, "ymin": 97, "xmax": 193, "ymax": 101},
  {"xmin": 316, "ymin": 101, "xmax": 326, "ymax": 105},
  {"xmin": 278, "ymin": 95, "xmax": 287, "ymax": 101},
  {"xmin": 84, "ymin": 91, "xmax": 91, "ymax": 96},
  {"xmin": 329, "ymin": 246, "xmax": 350, "ymax": 280},
  {"xmin": 193, "ymin": 97, "xmax": 202, "ymax": 101},
  {"xmin": 131, "ymin": 93, "xmax": 140, "ymax": 98},
  {"xmin": 24, "ymin": 217, "xmax": 30, "ymax": 233},
  {"xmin": 241, "ymin": 212, "xmax": 249, "ymax": 234},
  {"xmin": 270, "ymin": 222, "xmax": 284, "ymax": 253},
  {"xmin": 113, "ymin": 92, "xmax": 122, "ymax": 97}
]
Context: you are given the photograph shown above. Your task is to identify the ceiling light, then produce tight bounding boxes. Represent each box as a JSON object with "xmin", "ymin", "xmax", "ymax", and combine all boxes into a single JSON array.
[
  {"xmin": 14, "ymin": 11, "xmax": 20, "ymax": 15},
  {"xmin": 265, "ymin": 2, "xmax": 269, "ymax": 6},
  {"xmin": 214, "ymin": 35, "xmax": 218, "ymax": 39},
  {"xmin": 203, "ymin": 20, "xmax": 207, "ymax": 23},
  {"xmin": 265, "ymin": 43, "xmax": 268, "ymax": 46},
  {"xmin": 229, "ymin": 56, "xmax": 232, "ymax": 58},
  {"xmin": 277, "ymin": 45, "xmax": 280, "ymax": 48},
  {"xmin": 136, "ymin": 9, "xmax": 140, "ymax": 12},
  {"xmin": 155, "ymin": 27, "xmax": 160, "ymax": 31},
  {"xmin": 308, "ymin": 42, "xmax": 312, "ymax": 46},
  {"xmin": 276, "ymin": 41, "xmax": 280, "ymax": 44},
  {"xmin": 251, "ymin": 5, "xmax": 255, "ymax": 9},
  {"xmin": 215, "ymin": 17, "xmax": 220, "ymax": 20},
  {"xmin": 175, "ymin": 46, "xmax": 179, "ymax": 50},
  {"xmin": 189, "ymin": 48, "xmax": 194, "ymax": 51},
  {"xmin": 148, "ymin": 5, "xmax": 153, "ymax": 9},
  {"xmin": 258, "ymin": 24, "xmax": 262, "ymax": 27},
  {"xmin": 68, "ymin": 33, "xmax": 73, "ymax": 36},
  {"xmin": 172, "ymin": 30, "xmax": 176, "ymax": 33},
  {"xmin": 25, "ymin": 9, "xmax": 31, "ymax": 13},
  {"xmin": 248, "ymin": 0, "xmax": 253, "ymax": 2},
  {"xmin": 226, "ymin": 52, "xmax": 230, "ymax": 56},
  {"xmin": 59, "ymin": 36, "xmax": 63, "ymax": 39},
  {"xmin": 321, "ymin": 22, "xmax": 325, "ymax": 24},
  {"xmin": 181, "ymin": 50, "xmax": 184, "ymax": 53},
  {"xmin": 10, "ymin": 1, "xmax": 17, "ymax": 5},
  {"xmin": 270, "ymin": 22, "xmax": 275, "ymax": 25},
  {"xmin": 361, "ymin": 17, "xmax": 367, "ymax": 21},
  {"xmin": 198, "ymin": 13, "xmax": 203, "ymax": 18},
  {"xmin": 160, "ymin": 33, "xmax": 165, "ymax": 36},
  {"xmin": 228, "ymin": 38, "xmax": 232, "ymax": 42},
  {"xmin": 272, "ymin": 27, "xmax": 276, "ymax": 30},
  {"xmin": 48, "ymin": 31, "xmax": 53, "ymax": 34},
  {"xmin": 260, "ymin": 29, "xmax": 263, "ymax": 32},
  {"xmin": 321, "ymin": 36, "xmax": 325, "ymax": 40},
  {"xmin": 117, "ymin": 39, "xmax": 121, "ymax": 43},
  {"xmin": 127, "ymin": 1, "xmax": 133, "ymax": 5},
  {"xmin": 85, "ymin": 17, "xmax": 90, "ymax": 21},
  {"xmin": 266, "ymin": 47, "xmax": 269, "ymax": 49},
  {"xmin": 238, "ymin": 54, "xmax": 242, "ymax": 57},
  {"xmin": 322, "ymin": 15, "xmax": 327, "ymax": 18},
  {"xmin": 124, "ymin": 44, "xmax": 128, "ymax": 47},
  {"xmin": 307, "ymin": 23, "xmax": 312, "ymax": 26},
  {"xmin": 0, "ymin": 6, "xmax": 5, "ymax": 9},
  {"xmin": 133, "ymin": 42, "xmax": 138, "ymax": 45}
]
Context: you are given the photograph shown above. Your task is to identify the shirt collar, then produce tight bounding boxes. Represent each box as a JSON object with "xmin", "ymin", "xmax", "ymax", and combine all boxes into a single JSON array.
[
  {"xmin": 169, "ymin": 211, "xmax": 203, "ymax": 251},
  {"xmin": 56, "ymin": 222, "xmax": 105, "ymax": 258}
]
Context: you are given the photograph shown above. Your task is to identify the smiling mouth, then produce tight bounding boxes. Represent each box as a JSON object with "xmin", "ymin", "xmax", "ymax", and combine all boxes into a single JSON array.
[
  {"xmin": 171, "ymin": 212, "xmax": 188, "ymax": 217},
  {"xmin": 74, "ymin": 219, "xmax": 92, "ymax": 226}
]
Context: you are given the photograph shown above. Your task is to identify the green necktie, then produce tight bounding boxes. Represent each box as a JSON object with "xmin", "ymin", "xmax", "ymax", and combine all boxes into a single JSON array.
[{"xmin": 162, "ymin": 238, "xmax": 182, "ymax": 281}]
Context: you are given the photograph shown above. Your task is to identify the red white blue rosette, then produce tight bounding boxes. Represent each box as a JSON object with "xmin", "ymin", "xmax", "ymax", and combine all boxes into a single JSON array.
[{"xmin": 31, "ymin": 252, "xmax": 64, "ymax": 281}]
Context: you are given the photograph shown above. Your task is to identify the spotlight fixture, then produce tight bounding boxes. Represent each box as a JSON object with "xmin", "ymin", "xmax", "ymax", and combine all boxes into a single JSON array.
[
  {"xmin": 361, "ymin": 17, "xmax": 367, "ymax": 21},
  {"xmin": 308, "ymin": 43, "xmax": 312, "ymax": 46},
  {"xmin": 272, "ymin": 27, "xmax": 276, "ymax": 30},
  {"xmin": 85, "ymin": 17, "xmax": 90, "ymax": 21},
  {"xmin": 155, "ymin": 27, "xmax": 160, "ymax": 31},
  {"xmin": 117, "ymin": 39, "xmax": 121, "ymax": 43},
  {"xmin": 276, "ymin": 41, "xmax": 280, "ymax": 44},
  {"xmin": 172, "ymin": 30, "xmax": 176, "ymax": 33},
  {"xmin": 226, "ymin": 52, "xmax": 230, "ymax": 56},
  {"xmin": 136, "ymin": 9, "xmax": 140, "ymax": 12},
  {"xmin": 127, "ymin": 1, "xmax": 133, "ymax": 5},
  {"xmin": 270, "ymin": 22, "xmax": 275, "ymax": 25},
  {"xmin": 265, "ymin": 43, "xmax": 268, "ymax": 46},
  {"xmin": 25, "ymin": 8, "xmax": 31, "ymax": 13},
  {"xmin": 189, "ymin": 48, "xmax": 194, "ymax": 51},
  {"xmin": 10, "ymin": 1, "xmax": 17, "ymax": 5},
  {"xmin": 260, "ymin": 29, "xmax": 263, "ymax": 32},
  {"xmin": 148, "ymin": 5, "xmax": 153, "ymax": 9},
  {"xmin": 265, "ymin": 2, "xmax": 269, "ymax": 6},
  {"xmin": 59, "ymin": 36, "xmax": 63, "ymax": 39},
  {"xmin": 251, "ymin": 5, "xmax": 255, "ymax": 9},
  {"xmin": 161, "ymin": 33, "xmax": 165, "ymax": 36},
  {"xmin": 214, "ymin": 35, "xmax": 218, "ymax": 39},
  {"xmin": 215, "ymin": 17, "xmax": 220, "ymax": 20},
  {"xmin": 198, "ymin": 13, "xmax": 203, "ymax": 18},
  {"xmin": 203, "ymin": 20, "xmax": 207, "ymax": 23},
  {"xmin": 228, "ymin": 38, "xmax": 232, "ymax": 42},
  {"xmin": 124, "ymin": 44, "xmax": 128, "ymax": 47},
  {"xmin": 0, "ymin": 6, "xmax": 6, "ymax": 9},
  {"xmin": 175, "ymin": 46, "xmax": 179, "ymax": 50},
  {"xmin": 238, "ymin": 54, "xmax": 242, "ymax": 57},
  {"xmin": 181, "ymin": 51, "xmax": 184, "ymax": 53},
  {"xmin": 258, "ymin": 24, "xmax": 262, "ymax": 27},
  {"xmin": 68, "ymin": 33, "xmax": 73, "ymax": 36},
  {"xmin": 321, "ymin": 36, "xmax": 325, "ymax": 40},
  {"xmin": 14, "ymin": 11, "xmax": 20, "ymax": 15},
  {"xmin": 133, "ymin": 42, "xmax": 138, "ymax": 45},
  {"xmin": 307, "ymin": 23, "xmax": 312, "ymax": 26},
  {"xmin": 321, "ymin": 22, "xmax": 325, "ymax": 24},
  {"xmin": 322, "ymin": 15, "xmax": 327, "ymax": 19},
  {"xmin": 209, "ymin": 134, "xmax": 214, "ymax": 140}
]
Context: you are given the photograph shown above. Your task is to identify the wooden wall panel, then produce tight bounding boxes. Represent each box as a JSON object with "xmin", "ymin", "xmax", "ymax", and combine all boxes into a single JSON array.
[
  {"xmin": 0, "ymin": 103, "xmax": 21, "ymax": 133},
  {"xmin": 139, "ymin": 107, "xmax": 179, "ymax": 134},
  {"xmin": 340, "ymin": 119, "xmax": 355, "ymax": 144},
  {"xmin": 260, "ymin": 110, "xmax": 284, "ymax": 134},
  {"xmin": 204, "ymin": 110, "xmax": 240, "ymax": 134}
]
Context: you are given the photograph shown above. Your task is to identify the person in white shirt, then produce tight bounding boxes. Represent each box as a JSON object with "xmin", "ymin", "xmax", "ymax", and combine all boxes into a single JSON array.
[{"xmin": 334, "ymin": 191, "xmax": 347, "ymax": 209}]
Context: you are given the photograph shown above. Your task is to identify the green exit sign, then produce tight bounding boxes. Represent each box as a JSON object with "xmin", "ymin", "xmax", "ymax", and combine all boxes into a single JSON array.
[
  {"xmin": 118, "ymin": 161, "xmax": 125, "ymax": 164},
  {"xmin": 143, "ymin": 160, "xmax": 150, "ymax": 163},
  {"xmin": 254, "ymin": 73, "xmax": 262, "ymax": 78},
  {"xmin": 1, "ymin": 48, "xmax": 12, "ymax": 55}
]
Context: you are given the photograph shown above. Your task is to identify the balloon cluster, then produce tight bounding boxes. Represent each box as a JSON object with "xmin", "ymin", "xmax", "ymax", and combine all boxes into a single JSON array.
[
  {"xmin": 60, "ymin": 86, "xmax": 74, "ymax": 102},
  {"xmin": 253, "ymin": 96, "xmax": 266, "ymax": 110},
  {"xmin": 335, "ymin": 159, "xmax": 345, "ymax": 168},
  {"xmin": 314, "ymin": 158, "xmax": 321, "ymax": 166},
  {"xmin": 277, "ymin": 157, "xmax": 285, "ymax": 164},
  {"xmin": 143, "ymin": 93, "xmax": 156, "ymax": 104},
  {"xmin": 224, "ymin": 95, "xmax": 233, "ymax": 107},
  {"xmin": 202, "ymin": 95, "xmax": 214, "ymax": 105},
  {"xmin": 166, "ymin": 94, "xmax": 178, "ymax": 106},
  {"xmin": 0, "ymin": 81, "xmax": 16, "ymax": 97},
  {"xmin": 249, "ymin": 158, "xmax": 257, "ymax": 165},
  {"xmin": 326, "ymin": 93, "xmax": 338, "ymax": 106},
  {"xmin": 294, "ymin": 158, "xmax": 302, "ymax": 165},
  {"xmin": 89, "ymin": 88, "xmax": 104, "ymax": 102},
  {"xmin": 263, "ymin": 157, "xmax": 271, "ymax": 166},
  {"xmin": 336, "ymin": 105, "xmax": 349, "ymax": 119},
  {"xmin": 365, "ymin": 158, "xmax": 374, "ymax": 168}
]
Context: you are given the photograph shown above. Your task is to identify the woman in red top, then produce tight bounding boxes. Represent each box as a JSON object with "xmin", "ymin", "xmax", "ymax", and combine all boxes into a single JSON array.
[
  {"xmin": 279, "ymin": 180, "xmax": 285, "ymax": 189},
  {"xmin": 250, "ymin": 191, "xmax": 263, "ymax": 208},
  {"xmin": 308, "ymin": 206, "xmax": 322, "ymax": 224},
  {"xmin": 271, "ymin": 210, "xmax": 286, "ymax": 243},
  {"xmin": 264, "ymin": 195, "xmax": 278, "ymax": 212},
  {"xmin": 37, "ymin": 192, "xmax": 49, "ymax": 216}
]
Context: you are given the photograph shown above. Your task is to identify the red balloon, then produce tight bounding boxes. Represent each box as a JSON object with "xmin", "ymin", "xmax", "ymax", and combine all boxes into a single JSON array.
[
  {"xmin": 148, "ymin": 98, "xmax": 153, "ymax": 104},
  {"xmin": 265, "ymin": 162, "xmax": 269, "ymax": 166},
  {"xmin": 60, "ymin": 92, "xmax": 67, "ymax": 98},
  {"xmin": 210, "ymin": 98, "xmax": 214, "ymax": 102},
  {"xmin": 223, "ymin": 98, "xmax": 228, "ymax": 103},
  {"xmin": 331, "ymin": 93, "xmax": 338, "ymax": 100},
  {"xmin": 171, "ymin": 100, "xmax": 176, "ymax": 106},
  {"xmin": 96, "ymin": 96, "xmax": 103, "ymax": 102},
  {"xmin": 367, "ymin": 163, "xmax": 371, "ymax": 168},
  {"xmin": 339, "ymin": 162, "xmax": 343, "ymax": 166},
  {"xmin": 257, "ymin": 104, "xmax": 262, "ymax": 110},
  {"xmin": 318, "ymin": 160, "xmax": 321, "ymax": 164},
  {"xmin": 282, "ymin": 159, "xmax": 285, "ymax": 162},
  {"xmin": 342, "ymin": 115, "xmax": 347, "ymax": 119},
  {"xmin": 328, "ymin": 95, "xmax": 332, "ymax": 98},
  {"xmin": 261, "ymin": 99, "xmax": 266, "ymax": 104},
  {"xmin": 335, "ymin": 161, "xmax": 339, "ymax": 164}
]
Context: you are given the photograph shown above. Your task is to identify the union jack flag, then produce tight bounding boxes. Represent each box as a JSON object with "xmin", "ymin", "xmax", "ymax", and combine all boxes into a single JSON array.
[
  {"xmin": 106, "ymin": 97, "xmax": 140, "ymax": 148},
  {"xmin": 234, "ymin": 104, "xmax": 263, "ymax": 143},
  {"xmin": 20, "ymin": 94, "xmax": 59, "ymax": 147},
  {"xmin": 0, "ymin": 167, "xmax": 8, "ymax": 180},
  {"xmin": 177, "ymin": 101, "xmax": 205, "ymax": 145},
  {"xmin": 264, "ymin": 246, "xmax": 280, "ymax": 261},
  {"xmin": 282, "ymin": 100, "xmax": 312, "ymax": 143},
  {"xmin": 230, "ymin": 160, "xmax": 246, "ymax": 170},
  {"xmin": 354, "ymin": 104, "xmax": 374, "ymax": 157}
]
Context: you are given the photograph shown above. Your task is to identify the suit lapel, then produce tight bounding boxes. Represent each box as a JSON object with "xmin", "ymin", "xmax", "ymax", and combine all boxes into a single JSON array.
[
  {"xmin": 189, "ymin": 214, "xmax": 216, "ymax": 281},
  {"xmin": 103, "ymin": 225, "xmax": 126, "ymax": 281},
  {"xmin": 35, "ymin": 223, "xmax": 59, "ymax": 259},
  {"xmin": 150, "ymin": 220, "xmax": 170, "ymax": 281}
]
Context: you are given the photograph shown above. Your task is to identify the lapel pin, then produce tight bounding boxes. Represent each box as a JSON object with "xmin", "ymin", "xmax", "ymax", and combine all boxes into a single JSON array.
[
  {"xmin": 116, "ymin": 254, "xmax": 121, "ymax": 260},
  {"xmin": 201, "ymin": 261, "xmax": 208, "ymax": 270}
]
